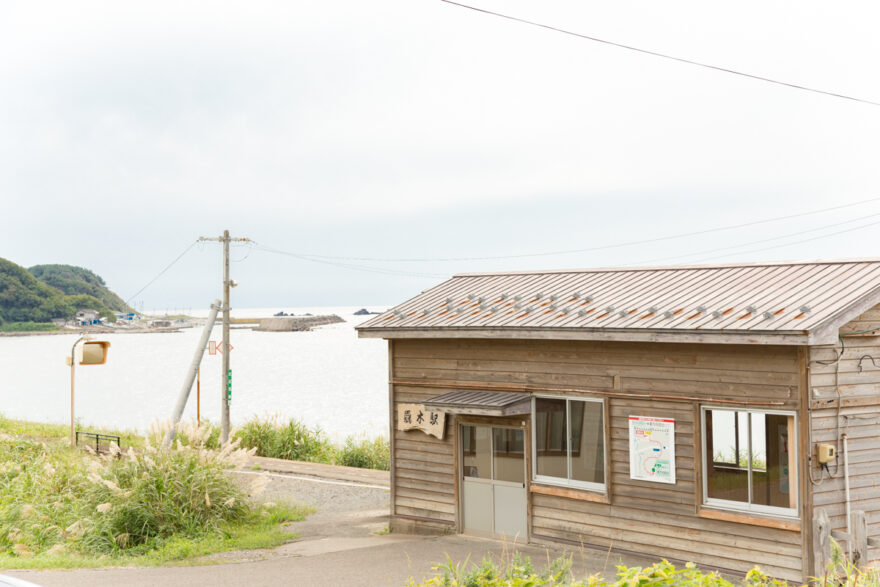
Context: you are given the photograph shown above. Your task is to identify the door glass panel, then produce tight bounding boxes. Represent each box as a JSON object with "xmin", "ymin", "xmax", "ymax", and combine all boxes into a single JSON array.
[
  {"xmin": 462, "ymin": 425, "xmax": 491, "ymax": 479},
  {"xmin": 535, "ymin": 398, "xmax": 567, "ymax": 477},
  {"xmin": 493, "ymin": 428, "xmax": 524, "ymax": 483},
  {"xmin": 570, "ymin": 401, "xmax": 604, "ymax": 484}
]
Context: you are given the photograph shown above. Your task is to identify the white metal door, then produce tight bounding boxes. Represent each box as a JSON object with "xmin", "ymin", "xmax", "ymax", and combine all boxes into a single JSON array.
[{"xmin": 461, "ymin": 424, "xmax": 527, "ymax": 539}]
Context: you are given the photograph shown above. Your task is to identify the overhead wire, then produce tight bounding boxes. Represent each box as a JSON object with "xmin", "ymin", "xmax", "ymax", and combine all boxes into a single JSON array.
[
  {"xmin": 123, "ymin": 240, "xmax": 199, "ymax": 306},
  {"xmin": 630, "ymin": 210, "xmax": 880, "ymax": 266},
  {"xmin": 254, "ymin": 244, "xmax": 446, "ymax": 278},
  {"xmin": 439, "ymin": 0, "xmax": 880, "ymax": 108},
  {"xmin": 680, "ymin": 217, "xmax": 880, "ymax": 264},
  {"xmin": 270, "ymin": 197, "xmax": 880, "ymax": 263}
]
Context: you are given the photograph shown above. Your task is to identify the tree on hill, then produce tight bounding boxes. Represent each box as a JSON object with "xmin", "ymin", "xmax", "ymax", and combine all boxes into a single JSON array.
[
  {"xmin": 0, "ymin": 258, "xmax": 121, "ymax": 325},
  {"xmin": 0, "ymin": 258, "xmax": 73, "ymax": 323},
  {"xmin": 28, "ymin": 264, "xmax": 132, "ymax": 313}
]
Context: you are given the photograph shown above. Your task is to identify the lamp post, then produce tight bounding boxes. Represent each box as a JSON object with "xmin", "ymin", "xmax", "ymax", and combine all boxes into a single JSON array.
[{"xmin": 67, "ymin": 336, "xmax": 110, "ymax": 448}]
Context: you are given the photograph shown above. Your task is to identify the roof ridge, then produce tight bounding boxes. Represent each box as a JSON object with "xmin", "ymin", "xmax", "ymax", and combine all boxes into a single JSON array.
[{"xmin": 453, "ymin": 257, "xmax": 880, "ymax": 278}]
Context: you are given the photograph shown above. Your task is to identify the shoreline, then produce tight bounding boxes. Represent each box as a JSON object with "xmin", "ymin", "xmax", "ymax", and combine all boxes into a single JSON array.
[
  {"xmin": 0, "ymin": 326, "xmax": 190, "ymax": 337},
  {"xmin": 0, "ymin": 313, "xmax": 346, "ymax": 337}
]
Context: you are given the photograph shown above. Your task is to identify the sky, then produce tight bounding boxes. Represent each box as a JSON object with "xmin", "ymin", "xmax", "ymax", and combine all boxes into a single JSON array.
[{"xmin": 2, "ymin": 0, "xmax": 880, "ymax": 310}]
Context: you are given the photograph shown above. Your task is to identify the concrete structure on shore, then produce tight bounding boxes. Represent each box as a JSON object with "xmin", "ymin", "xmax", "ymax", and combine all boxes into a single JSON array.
[{"xmin": 254, "ymin": 315, "xmax": 344, "ymax": 332}]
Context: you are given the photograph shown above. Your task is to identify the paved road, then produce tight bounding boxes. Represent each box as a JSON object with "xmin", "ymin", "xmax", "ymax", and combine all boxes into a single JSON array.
[{"xmin": 5, "ymin": 457, "xmax": 655, "ymax": 586}]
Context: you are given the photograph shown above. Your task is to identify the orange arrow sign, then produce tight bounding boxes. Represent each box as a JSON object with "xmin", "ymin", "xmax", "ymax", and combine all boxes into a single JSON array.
[{"xmin": 208, "ymin": 341, "xmax": 234, "ymax": 355}]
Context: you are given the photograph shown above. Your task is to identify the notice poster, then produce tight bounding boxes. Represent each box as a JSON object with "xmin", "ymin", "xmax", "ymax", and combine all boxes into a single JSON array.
[{"xmin": 628, "ymin": 416, "xmax": 676, "ymax": 484}]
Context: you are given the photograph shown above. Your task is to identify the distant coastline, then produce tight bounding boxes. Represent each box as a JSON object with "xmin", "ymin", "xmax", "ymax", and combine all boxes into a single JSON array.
[{"xmin": 0, "ymin": 325, "xmax": 188, "ymax": 337}]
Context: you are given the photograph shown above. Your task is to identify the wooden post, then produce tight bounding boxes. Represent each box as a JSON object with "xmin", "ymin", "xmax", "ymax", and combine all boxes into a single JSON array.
[
  {"xmin": 853, "ymin": 510, "xmax": 868, "ymax": 568},
  {"xmin": 221, "ymin": 230, "xmax": 230, "ymax": 443},
  {"xmin": 813, "ymin": 507, "xmax": 831, "ymax": 577}
]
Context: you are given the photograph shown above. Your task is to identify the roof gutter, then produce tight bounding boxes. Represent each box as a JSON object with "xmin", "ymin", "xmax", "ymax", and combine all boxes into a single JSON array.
[{"xmin": 356, "ymin": 326, "xmax": 823, "ymax": 346}]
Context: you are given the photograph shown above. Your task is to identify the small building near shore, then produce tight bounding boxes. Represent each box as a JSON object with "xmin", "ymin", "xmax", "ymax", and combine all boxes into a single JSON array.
[
  {"xmin": 75, "ymin": 309, "xmax": 101, "ymax": 325},
  {"xmin": 357, "ymin": 259, "xmax": 880, "ymax": 582}
]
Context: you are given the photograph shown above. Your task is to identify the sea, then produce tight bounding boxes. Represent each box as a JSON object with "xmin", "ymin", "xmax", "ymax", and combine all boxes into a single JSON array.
[{"xmin": 0, "ymin": 306, "xmax": 390, "ymax": 441}]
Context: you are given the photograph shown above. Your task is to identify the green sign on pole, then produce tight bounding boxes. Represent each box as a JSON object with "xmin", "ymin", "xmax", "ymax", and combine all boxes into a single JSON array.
[{"xmin": 227, "ymin": 368, "xmax": 232, "ymax": 402}]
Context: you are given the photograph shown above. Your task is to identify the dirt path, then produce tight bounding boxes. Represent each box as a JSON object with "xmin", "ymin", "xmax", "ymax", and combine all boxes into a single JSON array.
[{"xmin": 198, "ymin": 456, "xmax": 393, "ymax": 564}]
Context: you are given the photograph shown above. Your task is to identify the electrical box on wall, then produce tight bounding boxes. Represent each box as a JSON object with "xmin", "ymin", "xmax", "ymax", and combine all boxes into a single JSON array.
[{"xmin": 816, "ymin": 444, "xmax": 836, "ymax": 463}]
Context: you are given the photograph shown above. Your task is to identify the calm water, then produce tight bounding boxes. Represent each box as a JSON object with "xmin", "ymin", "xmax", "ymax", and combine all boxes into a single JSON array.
[{"xmin": 0, "ymin": 307, "xmax": 389, "ymax": 440}]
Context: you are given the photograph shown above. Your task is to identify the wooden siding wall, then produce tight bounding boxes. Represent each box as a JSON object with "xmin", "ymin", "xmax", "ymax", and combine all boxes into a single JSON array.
[
  {"xmin": 810, "ymin": 304, "xmax": 880, "ymax": 566},
  {"xmin": 390, "ymin": 338, "xmax": 805, "ymax": 581}
]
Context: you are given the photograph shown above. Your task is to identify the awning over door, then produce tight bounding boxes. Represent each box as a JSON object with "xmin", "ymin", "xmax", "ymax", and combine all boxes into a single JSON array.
[{"xmin": 423, "ymin": 390, "xmax": 531, "ymax": 417}]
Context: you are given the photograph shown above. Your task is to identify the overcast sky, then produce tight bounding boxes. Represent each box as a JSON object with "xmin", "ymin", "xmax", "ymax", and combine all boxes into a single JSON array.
[{"xmin": 2, "ymin": 0, "xmax": 879, "ymax": 310}]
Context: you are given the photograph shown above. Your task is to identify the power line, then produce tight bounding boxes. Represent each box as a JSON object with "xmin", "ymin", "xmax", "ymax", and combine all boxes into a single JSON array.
[
  {"xmin": 269, "ymin": 196, "xmax": 880, "ymax": 263},
  {"xmin": 254, "ymin": 244, "xmax": 446, "ymax": 278},
  {"xmin": 440, "ymin": 0, "xmax": 880, "ymax": 108},
  {"xmin": 684, "ymin": 217, "xmax": 880, "ymax": 264},
  {"xmin": 631, "ymin": 210, "xmax": 880, "ymax": 266},
  {"xmin": 123, "ymin": 240, "xmax": 198, "ymax": 306}
]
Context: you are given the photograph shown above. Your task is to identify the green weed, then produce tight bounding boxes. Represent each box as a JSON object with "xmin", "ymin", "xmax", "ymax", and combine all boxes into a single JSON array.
[
  {"xmin": 336, "ymin": 434, "xmax": 390, "ymax": 470},
  {"xmin": 0, "ymin": 425, "xmax": 309, "ymax": 569}
]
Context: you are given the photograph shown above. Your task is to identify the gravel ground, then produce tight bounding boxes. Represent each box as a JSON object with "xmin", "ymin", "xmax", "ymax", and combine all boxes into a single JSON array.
[{"xmin": 195, "ymin": 462, "xmax": 392, "ymax": 563}]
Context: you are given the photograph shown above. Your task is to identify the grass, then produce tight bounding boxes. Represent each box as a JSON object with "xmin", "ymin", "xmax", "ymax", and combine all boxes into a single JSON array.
[
  {"xmin": 0, "ymin": 425, "xmax": 311, "ymax": 570},
  {"xmin": 0, "ymin": 322, "xmax": 59, "ymax": 333},
  {"xmin": 0, "ymin": 502, "xmax": 310, "ymax": 569},
  {"xmin": 233, "ymin": 416, "xmax": 337, "ymax": 463},
  {"xmin": 230, "ymin": 415, "xmax": 389, "ymax": 471},
  {"xmin": 0, "ymin": 414, "xmax": 144, "ymax": 449},
  {"xmin": 336, "ymin": 434, "xmax": 390, "ymax": 470},
  {"xmin": 0, "ymin": 412, "xmax": 390, "ymax": 471},
  {"xmin": 413, "ymin": 547, "xmax": 880, "ymax": 586}
]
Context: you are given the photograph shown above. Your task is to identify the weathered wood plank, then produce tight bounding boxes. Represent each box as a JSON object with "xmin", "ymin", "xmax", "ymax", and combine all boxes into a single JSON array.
[
  {"xmin": 394, "ymin": 448, "xmax": 454, "ymax": 465},
  {"xmin": 813, "ymin": 508, "xmax": 831, "ymax": 577},
  {"xmin": 394, "ymin": 339, "xmax": 797, "ymax": 369},
  {"xmin": 531, "ymin": 493, "xmax": 801, "ymax": 543},
  {"xmin": 534, "ymin": 504, "xmax": 802, "ymax": 557},
  {"xmin": 395, "ymin": 458, "xmax": 454, "ymax": 475},
  {"xmin": 611, "ymin": 483, "xmax": 694, "ymax": 505},
  {"xmin": 395, "ymin": 466, "xmax": 454, "ymax": 485},
  {"xmin": 395, "ymin": 503, "xmax": 455, "ymax": 521},
  {"xmin": 531, "ymin": 524, "xmax": 802, "ymax": 580},
  {"xmin": 529, "ymin": 484, "xmax": 609, "ymax": 504},
  {"xmin": 395, "ymin": 495, "xmax": 456, "ymax": 516},
  {"xmin": 394, "ymin": 438, "xmax": 453, "ymax": 455},
  {"xmin": 396, "ymin": 484, "xmax": 455, "ymax": 504},
  {"xmin": 394, "ymin": 356, "xmax": 800, "ymax": 386}
]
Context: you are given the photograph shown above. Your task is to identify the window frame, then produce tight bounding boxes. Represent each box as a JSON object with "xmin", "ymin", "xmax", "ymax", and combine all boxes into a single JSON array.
[
  {"xmin": 700, "ymin": 406, "xmax": 799, "ymax": 519},
  {"xmin": 531, "ymin": 395, "xmax": 606, "ymax": 492}
]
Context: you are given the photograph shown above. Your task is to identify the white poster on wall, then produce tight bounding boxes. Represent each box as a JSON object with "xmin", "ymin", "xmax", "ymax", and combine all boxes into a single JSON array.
[{"xmin": 628, "ymin": 416, "xmax": 676, "ymax": 484}]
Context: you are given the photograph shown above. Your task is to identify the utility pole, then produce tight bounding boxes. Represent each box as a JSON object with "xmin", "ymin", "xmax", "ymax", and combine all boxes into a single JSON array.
[{"xmin": 198, "ymin": 230, "xmax": 251, "ymax": 444}]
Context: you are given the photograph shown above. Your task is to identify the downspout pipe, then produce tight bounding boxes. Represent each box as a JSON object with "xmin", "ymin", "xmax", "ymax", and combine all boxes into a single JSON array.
[{"xmin": 843, "ymin": 433, "xmax": 852, "ymax": 561}]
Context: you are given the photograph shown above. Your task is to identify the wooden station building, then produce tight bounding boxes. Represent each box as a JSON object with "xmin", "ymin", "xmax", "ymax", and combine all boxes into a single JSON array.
[{"xmin": 357, "ymin": 259, "xmax": 880, "ymax": 582}]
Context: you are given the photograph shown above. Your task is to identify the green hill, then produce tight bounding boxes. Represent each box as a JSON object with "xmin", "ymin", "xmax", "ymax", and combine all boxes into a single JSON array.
[
  {"xmin": 0, "ymin": 258, "xmax": 124, "ymax": 328},
  {"xmin": 28, "ymin": 264, "xmax": 131, "ymax": 313}
]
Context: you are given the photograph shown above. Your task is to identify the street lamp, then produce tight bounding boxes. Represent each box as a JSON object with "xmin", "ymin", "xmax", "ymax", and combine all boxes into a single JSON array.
[{"xmin": 67, "ymin": 337, "xmax": 110, "ymax": 448}]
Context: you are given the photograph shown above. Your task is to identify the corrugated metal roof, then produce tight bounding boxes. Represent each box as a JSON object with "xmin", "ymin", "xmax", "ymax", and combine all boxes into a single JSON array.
[
  {"xmin": 424, "ymin": 390, "xmax": 531, "ymax": 416},
  {"xmin": 357, "ymin": 259, "xmax": 880, "ymax": 345},
  {"xmin": 425, "ymin": 390, "xmax": 530, "ymax": 408}
]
